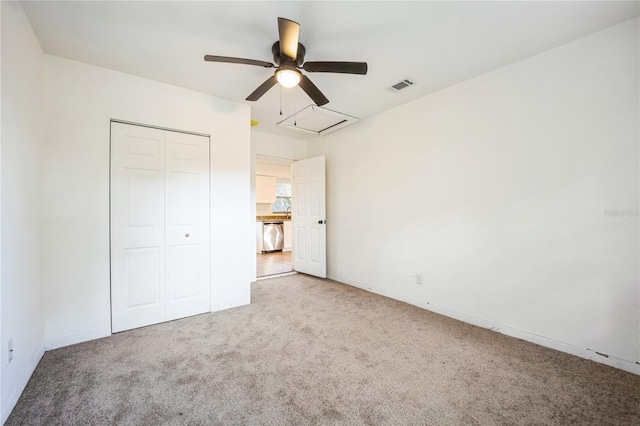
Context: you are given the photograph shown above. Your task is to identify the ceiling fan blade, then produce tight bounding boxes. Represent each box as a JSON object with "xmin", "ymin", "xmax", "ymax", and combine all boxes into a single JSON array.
[
  {"xmin": 246, "ymin": 75, "xmax": 278, "ymax": 101},
  {"xmin": 303, "ymin": 61, "xmax": 368, "ymax": 75},
  {"xmin": 278, "ymin": 17, "xmax": 300, "ymax": 60},
  {"xmin": 204, "ymin": 55, "xmax": 274, "ymax": 68},
  {"xmin": 298, "ymin": 75, "xmax": 329, "ymax": 106}
]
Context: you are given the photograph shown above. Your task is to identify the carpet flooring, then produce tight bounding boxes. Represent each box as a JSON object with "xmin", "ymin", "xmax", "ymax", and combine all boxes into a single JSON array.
[{"xmin": 7, "ymin": 274, "xmax": 640, "ymax": 425}]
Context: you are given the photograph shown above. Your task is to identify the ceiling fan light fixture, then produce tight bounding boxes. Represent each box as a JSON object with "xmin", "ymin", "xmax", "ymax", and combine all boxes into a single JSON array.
[{"xmin": 276, "ymin": 68, "xmax": 301, "ymax": 88}]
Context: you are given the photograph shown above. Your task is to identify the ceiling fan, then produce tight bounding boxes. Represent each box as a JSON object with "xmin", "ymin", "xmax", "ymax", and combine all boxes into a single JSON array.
[{"xmin": 204, "ymin": 17, "xmax": 368, "ymax": 106}]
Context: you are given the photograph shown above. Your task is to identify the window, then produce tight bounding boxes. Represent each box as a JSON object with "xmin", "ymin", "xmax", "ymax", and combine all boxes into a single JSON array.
[{"xmin": 272, "ymin": 181, "xmax": 291, "ymax": 213}]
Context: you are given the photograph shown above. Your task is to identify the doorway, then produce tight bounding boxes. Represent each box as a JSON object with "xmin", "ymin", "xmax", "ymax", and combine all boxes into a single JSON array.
[{"xmin": 255, "ymin": 156, "xmax": 293, "ymax": 278}]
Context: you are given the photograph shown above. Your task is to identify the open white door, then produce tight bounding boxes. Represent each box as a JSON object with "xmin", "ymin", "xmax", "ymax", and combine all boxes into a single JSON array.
[{"xmin": 292, "ymin": 156, "xmax": 326, "ymax": 278}]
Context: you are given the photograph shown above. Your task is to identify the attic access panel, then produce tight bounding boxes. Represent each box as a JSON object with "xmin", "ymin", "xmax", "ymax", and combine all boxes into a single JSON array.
[{"xmin": 277, "ymin": 105, "xmax": 359, "ymax": 136}]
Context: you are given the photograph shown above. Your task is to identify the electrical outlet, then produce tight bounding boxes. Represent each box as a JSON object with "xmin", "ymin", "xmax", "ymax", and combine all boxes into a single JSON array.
[
  {"xmin": 415, "ymin": 274, "xmax": 423, "ymax": 285},
  {"xmin": 8, "ymin": 338, "xmax": 14, "ymax": 363}
]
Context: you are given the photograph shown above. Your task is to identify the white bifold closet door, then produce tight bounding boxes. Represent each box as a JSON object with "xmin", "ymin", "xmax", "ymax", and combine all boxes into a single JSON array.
[{"xmin": 110, "ymin": 122, "xmax": 210, "ymax": 333}]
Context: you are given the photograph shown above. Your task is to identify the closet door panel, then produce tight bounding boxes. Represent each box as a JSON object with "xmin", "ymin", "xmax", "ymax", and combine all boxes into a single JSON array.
[
  {"xmin": 111, "ymin": 123, "xmax": 166, "ymax": 332},
  {"xmin": 164, "ymin": 131, "xmax": 211, "ymax": 321}
]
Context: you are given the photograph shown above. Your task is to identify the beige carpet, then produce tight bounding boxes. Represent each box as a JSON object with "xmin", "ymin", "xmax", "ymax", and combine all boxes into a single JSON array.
[{"xmin": 7, "ymin": 274, "xmax": 640, "ymax": 425}]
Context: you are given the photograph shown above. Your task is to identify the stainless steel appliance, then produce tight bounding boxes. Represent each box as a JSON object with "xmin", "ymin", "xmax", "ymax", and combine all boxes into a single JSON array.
[{"xmin": 260, "ymin": 221, "xmax": 284, "ymax": 253}]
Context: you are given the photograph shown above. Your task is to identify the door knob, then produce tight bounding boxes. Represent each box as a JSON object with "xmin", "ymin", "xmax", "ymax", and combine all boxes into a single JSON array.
[
  {"xmin": 185, "ymin": 233, "xmax": 190, "ymax": 238},
  {"xmin": 317, "ymin": 220, "xmax": 326, "ymax": 224}
]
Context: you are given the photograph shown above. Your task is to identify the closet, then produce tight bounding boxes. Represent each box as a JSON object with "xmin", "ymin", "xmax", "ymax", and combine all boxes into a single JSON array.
[{"xmin": 110, "ymin": 122, "xmax": 210, "ymax": 332}]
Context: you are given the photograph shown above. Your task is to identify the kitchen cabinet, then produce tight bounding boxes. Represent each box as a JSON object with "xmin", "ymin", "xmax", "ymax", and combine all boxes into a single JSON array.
[
  {"xmin": 283, "ymin": 221, "xmax": 292, "ymax": 251},
  {"xmin": 256, "ymin": 175, "xmax": 276, "ymax": 204}
]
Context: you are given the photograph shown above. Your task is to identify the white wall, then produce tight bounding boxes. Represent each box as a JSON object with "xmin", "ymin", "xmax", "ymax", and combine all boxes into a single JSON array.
[
  {"xmin": 1, "ymin": 0, "xmax": 3, "ymax": 415},
  {"xmin": 1, "ymin": 2, "xmax": 45, "ymax": 421},
  {"xmin": 251, "ymin": 130, "xmax": 310, "ymax": 161},
  {"xmin": 42, "ymin": 55, "xmax": 252, "ymax": 348},
  {"xmin": 256, "ymin": 163, "xmax": 292, "ymax": 180},
  {"xmin": 320, "ymin": 18, "xmax": 639, "ymax": 373}
]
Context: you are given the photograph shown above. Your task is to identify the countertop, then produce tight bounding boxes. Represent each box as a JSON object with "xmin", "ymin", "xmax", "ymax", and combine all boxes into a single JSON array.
[{"xmin": 257, "ymin": 215, "xmax": 291, "ymax": 222}]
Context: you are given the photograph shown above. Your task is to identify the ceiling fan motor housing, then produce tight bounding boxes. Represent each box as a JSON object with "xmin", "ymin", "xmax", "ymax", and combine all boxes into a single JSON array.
[{"xmin": 272, "ymin": 42, "xmax": 306, "ymax": 67}]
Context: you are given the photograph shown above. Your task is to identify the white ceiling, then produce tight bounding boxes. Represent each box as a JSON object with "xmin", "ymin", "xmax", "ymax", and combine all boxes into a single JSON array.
[{"xmin": 22, "ymin": 1, "xmax": 639, "ymax": 139}]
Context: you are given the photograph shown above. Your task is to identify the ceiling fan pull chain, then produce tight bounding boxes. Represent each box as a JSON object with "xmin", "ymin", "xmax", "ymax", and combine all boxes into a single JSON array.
[{"xmin": 279, "ymin": 85, "xmax": 283, "ymax": 116}]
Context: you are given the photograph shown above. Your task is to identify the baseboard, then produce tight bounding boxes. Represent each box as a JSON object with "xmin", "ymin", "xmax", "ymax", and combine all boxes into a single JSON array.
[
  {"xmin": 211, "ymin": 297, "xmax": 250, "ymax": 312},
  {"xmin": 329, "ymin": 274, "xmax": 639, "ymax": 375},
  {"xmin": 1, "ymin": 344, "xmax": 45, "ymax": 424},
  {"xmin": 45, "ymin": 329, "xmax": 111, "ymax": 351}
]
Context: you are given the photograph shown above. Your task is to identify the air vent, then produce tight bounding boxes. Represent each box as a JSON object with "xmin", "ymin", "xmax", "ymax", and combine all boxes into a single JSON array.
[
  {"xmin": 388, "ymin": 78, "xmax": 415, "ymax": 92},
  {"xmin": 277, "ymin": 105, "xmax": 359, "ymax": 136}
]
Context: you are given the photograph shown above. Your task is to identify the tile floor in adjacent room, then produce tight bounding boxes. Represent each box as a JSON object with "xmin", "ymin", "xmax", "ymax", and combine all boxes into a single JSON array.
[{"xmin": 257, "ymin": 250, "xmax": 293, "ymax": 277}]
